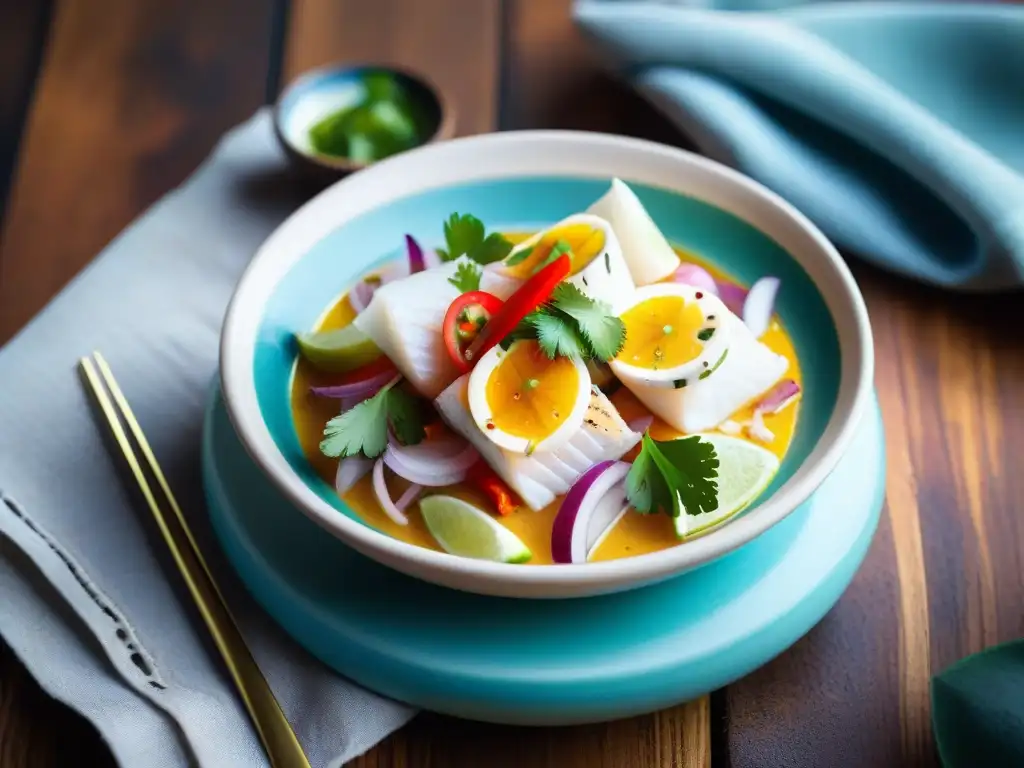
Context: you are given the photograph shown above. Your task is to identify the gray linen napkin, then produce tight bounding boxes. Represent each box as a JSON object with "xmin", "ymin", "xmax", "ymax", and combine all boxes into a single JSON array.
[{"xmin": 0, "ymin": 110, "xmax": 416, "ymax": 767}]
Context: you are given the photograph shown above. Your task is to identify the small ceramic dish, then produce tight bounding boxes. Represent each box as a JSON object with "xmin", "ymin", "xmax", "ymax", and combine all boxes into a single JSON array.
[
  {"xmin": 220, "ymin": 131, "xmax": 874, "ymax": 599},
  {"xmin": 273, "ymin": 63, "xmax": 454, "ymax": 179}
]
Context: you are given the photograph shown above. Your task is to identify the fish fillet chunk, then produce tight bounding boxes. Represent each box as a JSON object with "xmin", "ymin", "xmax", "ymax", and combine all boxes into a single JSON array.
[{"xmin": 353, "ymin": 258, "xmax": 509, "ymax": 399}]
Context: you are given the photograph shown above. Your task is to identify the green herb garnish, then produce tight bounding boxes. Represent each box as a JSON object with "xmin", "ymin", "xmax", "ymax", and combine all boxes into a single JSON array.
[
  {"xmin": 307, "ymin": 73, "xmax": 426, "ymax": 163},
  {"xmin": 437, "ymin": 213, "xmax": 514, "ymax": 265},
  {"xmin": 448, "ymin": 261, "xmax": 482, "ymax": 293},
  {"xmin": 530, "ymin": 239, "xmax": 572, "ymax": 275},
  {"xmin": 504, "ymin": 245, "xmax": 534, "ymax": 267},
  {"xmin": 506, "ymin": 284, "xmax": 624, "ymax": 361},
  {"xmin": 625, "ymin": 434, "xmax": 719, "ymax": 518},
  {"xmin": 320, "ymin": 379, "xmax": 428, "ymax": 459}
]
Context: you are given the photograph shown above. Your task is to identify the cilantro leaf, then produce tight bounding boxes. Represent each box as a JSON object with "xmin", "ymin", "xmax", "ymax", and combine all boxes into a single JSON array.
[
  {"xmin": 321, "ymin": 388, "xmax": 390, "ymax": 459},
  {"xmin": 625, "ymin": 434, "xmax": 719, "ymax": 518},
  {"xmin": 439, "ymin": 213, "xmax": 485, "ymax": 262},
  {"xmin": 530, "ymin": 239, "xmax": 572, "ymax": 275},
  {"xmin": 626, "ymin": 434, "xmax": 676, "ymax": 515},
  {"xmin": 531, "ymin": 309, "xmax": 588, "ymax": 360},
  {"xmin": 386, "ymin": 387, "xmax": 428, "ymax": 446},
  {"xmin": 504, "ymin": 245, "xmax": 533, "ymax": 267},
  {"xmin": 549, "ymin": 283, "xmax": 626, "ymax": 361},
  {"xmin": 498, "ymin": 313, "xmax": 540, "ymax": 351},
  {"xmin": 657, "ymin": 435, "xmax": 719, "ymax": 516},
  {"xmin": 320, "ymin": 379, "xmax": 428, "ymax": 459},
  {"xmin": 437, "ymin": 214, "xmax": 512, "ymax": 265},
  {"xmin": 448, "ymin": 261, "xmax": 482, "ymax": 293},
  {"xmin": 471, "ymin": 232, "xmax": 514, "ymax": 265}
]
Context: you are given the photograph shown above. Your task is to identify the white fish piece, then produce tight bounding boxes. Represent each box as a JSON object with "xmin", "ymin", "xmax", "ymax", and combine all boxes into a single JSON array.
[
  {"xmin": 587, "ymin": 178, "xmax": 680, "ymax": 286},
  {"xmin": 435, "ymin": 376, "xmax": 642, "ymax": 511},
  {"xmin": 622, "ymin": 312, "xmax": 789, "ymax": 433},
  {"xmin": 353, "ymin": 257, "xmax": 510, "ymax": 399},
  {"xmin": 498, "ymin": 213, "xmax": 635, "ymax": 307}
]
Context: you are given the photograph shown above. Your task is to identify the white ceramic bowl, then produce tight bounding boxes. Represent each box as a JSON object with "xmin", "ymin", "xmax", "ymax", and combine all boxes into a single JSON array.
[{"xmin": 220, "ymin": 130, "xmax": 874, "ymax": 598}]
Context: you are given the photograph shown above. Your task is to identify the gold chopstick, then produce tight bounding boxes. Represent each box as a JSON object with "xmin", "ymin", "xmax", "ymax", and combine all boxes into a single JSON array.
[{"xmin": 80, "ymin": 352, "xmax": 310, "ymax": 768}]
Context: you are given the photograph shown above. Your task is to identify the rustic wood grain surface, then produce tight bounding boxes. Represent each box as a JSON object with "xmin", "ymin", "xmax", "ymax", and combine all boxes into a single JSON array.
[{"xmin": 1, "ymin": 1, "xmax": 1021, "ymax": 767}]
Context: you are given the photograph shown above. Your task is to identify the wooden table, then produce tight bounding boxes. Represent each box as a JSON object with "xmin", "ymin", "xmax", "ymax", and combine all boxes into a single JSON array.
[{"xmin": 1, "ymin": 2, "xmax": 1021, "ymax": 766}]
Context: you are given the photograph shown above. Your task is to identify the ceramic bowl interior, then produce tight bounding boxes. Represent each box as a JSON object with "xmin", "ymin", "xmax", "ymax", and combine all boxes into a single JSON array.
[
  {"xmin": 274, "ymin": 64, "xmax": 451, "ymax": 175},
  {"xmin": 221, "ymin": 131, "xmax": 873, "ymax": 598}
]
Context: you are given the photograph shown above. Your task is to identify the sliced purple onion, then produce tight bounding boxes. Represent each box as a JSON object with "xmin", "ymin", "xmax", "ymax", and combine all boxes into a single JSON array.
[
  {"xmin": 335, "ymin": 456, "xmax": 373, "ymax": 494},
  {"xmin": 551, "ymin": 461, "xmax": 631, "ymax": 564},
  {"xmin": 395, "ymin": 483, "xmax": 423, "ymax": 512},
  {"xmin": 748, "ymin": 410, "xmax": 775, "ymax": 443},
  {"xmin": 423, "ymin": 248, "xmax": 442, "ymax": 270},
  {"xmin": 586, "ymin": 493, "xmax": 630, "ymax": 560},
  {"xmin": 671, "ymin": 263, "xmax": 718, "ymax": 295},
  {"xmin": 348, "ymin": 279, "xmax": 376, "ymax": 313},
  {"xmin": 756, "ymin": 379, "xmax": 801, "ymax": 415},
  {"xmin": 406, "ymin": 234, "xmax": 426, "ymax": 274},
  {"xmin": 383, "ymin": 437, "xmax": 480, "ymax": 486},
  {"xmin": 626, "ymin": 414, "xmax": 654, "ymax": 435},
  {"xmin": 716, "ymin": 279, "xmax": 748, "ymax": 316},
  {"xmin": 372, "ymin": 458, "xmax": 409, "ymax": 525},
  {"xmin": 310, "ymin": 370, "xmax": 397, "ymax": 400},
  {"xmin": 742, "ymin": 276, "xmax": 780, "ymax": 338}
]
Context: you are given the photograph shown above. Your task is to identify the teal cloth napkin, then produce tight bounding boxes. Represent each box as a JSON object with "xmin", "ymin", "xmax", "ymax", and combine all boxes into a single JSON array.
[
  {"xmin": 932, "ymin": 639, "xmax": 1024, "ymax": 767},
  {"xmin": 574, "ymin": 0, "xmax": 1024, "ymax": 290}
]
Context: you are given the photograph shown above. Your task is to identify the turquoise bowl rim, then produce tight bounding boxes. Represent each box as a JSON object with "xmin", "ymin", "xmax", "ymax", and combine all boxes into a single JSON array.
[{"xmin": 220, "ymin": 130, "xmax": 874, "ymax": 598}]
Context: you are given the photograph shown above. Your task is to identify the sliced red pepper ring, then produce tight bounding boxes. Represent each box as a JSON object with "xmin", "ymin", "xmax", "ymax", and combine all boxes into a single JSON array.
[
  {"xmin": 463, "ymin": 253, "xmax": 571, "ymax": 364},
  {"xmin": 443, "ymin": 290, "xmax": 504, "ymax": 373}
]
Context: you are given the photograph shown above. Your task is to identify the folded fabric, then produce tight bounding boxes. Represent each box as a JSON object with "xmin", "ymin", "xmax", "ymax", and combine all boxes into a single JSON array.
[
  {"xmin": 574, "ymin": 0, "xmax": 1024, "ymax": 290},
  {"xmin": 0, "ymin": 110, "xmax": 415, "ymax": 768}
]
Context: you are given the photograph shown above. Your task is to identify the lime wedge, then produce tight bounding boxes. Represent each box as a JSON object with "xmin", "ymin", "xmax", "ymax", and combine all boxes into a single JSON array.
[
  {"xmin": 419, "ymin": 495, "xmax": 532, "ymax": 564},
  {"xmin": 295, "ymin": 324, "xmax": 381, "ymax": 373},
  {"xmin": 673, "ymin": 433, "xmax": 780, "ymax": 539}
]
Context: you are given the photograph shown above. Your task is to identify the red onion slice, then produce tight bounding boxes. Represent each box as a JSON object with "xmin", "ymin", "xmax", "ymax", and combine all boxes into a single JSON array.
[
  {"xmin": 406, "ymin": 234, "xmax": 426, "ymax": 274},
  {"xmin": 310, "ymin": 370, "xmax": 397, "ymax": 400},
  {"xmin": 756, "ymin": 379, "xmax": 801, "ymax": 414},
  {"xmin": 671, "ymin": 263, "xmax": 718, "ymax": 295},
  {"xmin": 383, "ymin": 437, "xmax": 480, "ymax": 487},
  {"xmin": 586, "ymin": 493, "xmax": 630, "ymax": 560},
  {"xmin": 626, "ymin": 414, "xmax": 654, "ymax": 435},
  {"xmin": 348, "ymin": 279, "xmax": 376, "ymax": 313},
  {"xmin": 748, "ymin": 410, "xmax": 775, "ymax": 443},
  {"xmin": 372, "ymin": 458, "xmax": 409, "ymax": 525},
  {"xmin": 395, "ymin": 483, "xmax": 423, "ymax": 512},
  {"xmin": 716, "ymin": 279, "xmax": 748, "ymax": 316},
  {"xmin": 335, "ymin": 456, "xmax": 373, "ymax": 494},
  {"xmin": 742, "ymin": 276, "xmax": 780, "ymax": 338},
  {"xmin": 551, "ymin": 461, "xmax": 631, "ymax": 564}
]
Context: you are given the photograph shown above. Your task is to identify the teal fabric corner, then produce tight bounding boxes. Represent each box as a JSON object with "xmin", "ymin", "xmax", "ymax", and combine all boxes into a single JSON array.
[{"xmin": 574, "ymin": 0, "xmax": 1024, "ymax": 291}]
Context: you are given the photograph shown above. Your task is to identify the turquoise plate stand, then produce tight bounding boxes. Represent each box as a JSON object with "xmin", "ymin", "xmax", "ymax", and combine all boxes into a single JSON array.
[{"xmin": 203, "ymin": 385, "xmax": 885, "ymax": 726}]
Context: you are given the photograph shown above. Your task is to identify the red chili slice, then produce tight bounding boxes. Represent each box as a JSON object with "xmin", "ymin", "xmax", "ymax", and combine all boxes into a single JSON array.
[
  {"xmin": 463, "ymin": 253, "xmax": 571, "ymax": 364},
  {"xmin": 443, "ymin": 290, "xmax": 504, "ymax": 373}
]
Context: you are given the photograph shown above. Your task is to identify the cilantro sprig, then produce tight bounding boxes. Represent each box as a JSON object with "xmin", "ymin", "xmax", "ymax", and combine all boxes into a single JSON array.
[
  {"xmin": 626, "ymin": 434, "xmax": 719, "ymax": 518},
  {"xmin": 448, "ymin": 261, "xmax": 482, "ymax": 293},
  {"xmin": 320, "ymin": 378, "xmax": 428, "ymax": 459},
  {"xmin": 437, "ymin": 213, "xmax": 513, "ymax": 265},
  {"xmin": 503, "ymin": 283, "xmax": 625, "ymax": 362}
]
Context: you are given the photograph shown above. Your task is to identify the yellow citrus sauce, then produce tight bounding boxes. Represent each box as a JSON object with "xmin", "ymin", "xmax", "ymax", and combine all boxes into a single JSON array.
[
  {"xmin": 616, "ymin": 295, "xmax": 707, "ymax": 370},
  {"xmin": 504, "ymin": 222, "xmax": 606, "ymax": 280},
  {"xmin": 485, "ymin": 340, "xmax": 580, "ymax": 444},
  {"xmin": 290, "ymin": 243, "xmax": 802, "ymax": 564}
]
